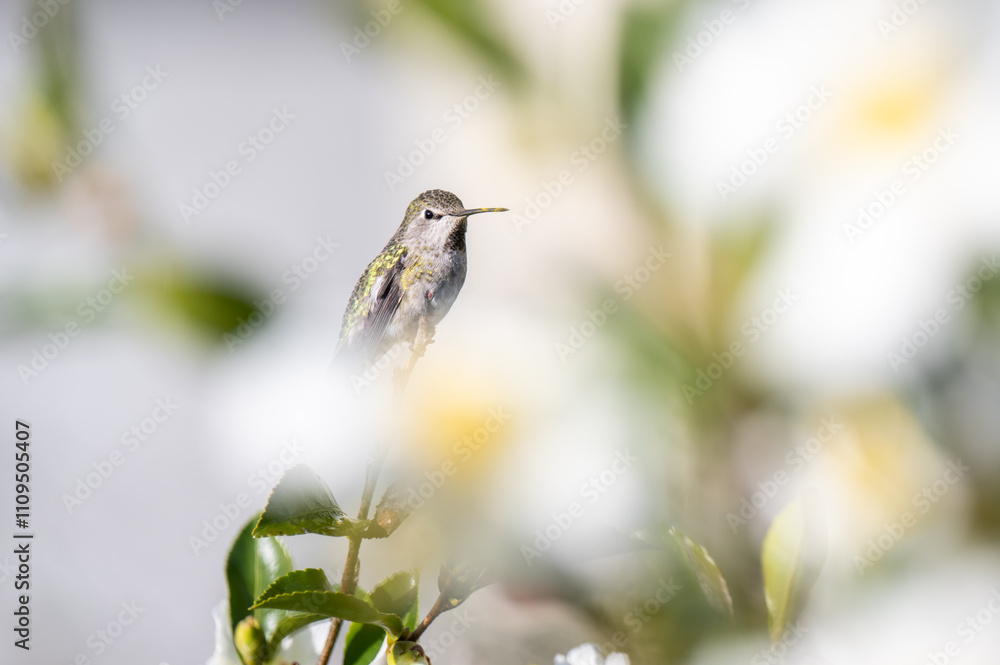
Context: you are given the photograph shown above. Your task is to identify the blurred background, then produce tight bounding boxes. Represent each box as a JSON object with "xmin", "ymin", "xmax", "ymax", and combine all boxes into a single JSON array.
[{"xmin": 2, "ymin": 0, "xmax": 1000, "ymax": 663}]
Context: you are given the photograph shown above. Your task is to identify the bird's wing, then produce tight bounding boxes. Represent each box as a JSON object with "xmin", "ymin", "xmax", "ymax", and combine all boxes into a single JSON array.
[
  {"xmin": 356, "ymin": 250, "xmax": 406, "ymax": 363},
  {"xmin": 334, "ymin": 244, "xmax": 408, "ymax": 368}
]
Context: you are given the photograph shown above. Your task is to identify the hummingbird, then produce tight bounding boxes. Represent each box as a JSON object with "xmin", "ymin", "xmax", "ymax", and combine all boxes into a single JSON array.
[{"xmin": 333, "ymin": 189, "xmax": 507, "ymax": 370}]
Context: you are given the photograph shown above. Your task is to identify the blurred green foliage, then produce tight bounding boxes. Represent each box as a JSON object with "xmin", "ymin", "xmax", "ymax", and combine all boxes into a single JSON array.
[
  {"xmin": 413, "ymin": 0, "xmax": 527, "ymax": 89},
  {"xmin": 619, "ymin": 1, "xmax": 688, "ymax": 133}
]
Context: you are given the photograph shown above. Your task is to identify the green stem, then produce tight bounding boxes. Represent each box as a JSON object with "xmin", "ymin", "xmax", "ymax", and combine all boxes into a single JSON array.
[
  {"xmin": 316, "ymin": 322, "xmax": 433, "ymax": 665},
  {"xmin": 315, "ymin": 468, "xmax": 377, "ymax": 665},
  {"xmin": 408, "ymin": 562, "xmax": 483, "ymax": 643}
]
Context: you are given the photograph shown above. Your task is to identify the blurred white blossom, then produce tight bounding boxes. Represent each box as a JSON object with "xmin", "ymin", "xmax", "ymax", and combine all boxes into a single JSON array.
[{"xmin": 554, "ymin": 643, "xmax": 630, "ymax": 665}]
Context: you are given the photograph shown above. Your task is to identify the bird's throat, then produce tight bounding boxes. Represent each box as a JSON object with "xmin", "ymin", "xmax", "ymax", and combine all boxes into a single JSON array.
[{"xmin": 443, "ymin": 218, "xmax": 468, "ymax": 252}]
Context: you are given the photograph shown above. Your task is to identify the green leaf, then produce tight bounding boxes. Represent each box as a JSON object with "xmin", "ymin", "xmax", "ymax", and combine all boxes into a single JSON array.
[
  {"xmin": 618, "ymin": 2, "xmax": 687, "ymax": 129},
  {"xmin": 762, "ymin": 499, "xmax": 803, "ymax": 642},
  {"xmin": 250, "ymin": 569, "xmax": 339, "ymax": 654},
  {"xmin": 370, "ymin": 571, "xmax": 420, "ymax": 631},
  {"xmin": 136, "ymin": 267, "xmax": 263, "ymax": 338},
  {"xmin": 267, "ymin": 612, "xmax": 330, "ymax": 653},
  {"xmin": 761, "ymin": 495, "xmax": 826, "ymax": 642},
  {"xmin": 252, "ymin": 591, "xmax": 405, "ymax": 637},
  {"xmin": 225, "ymin": 516, "xmax": 293, "ymax": 663},
  {"xmin": 253, "ymin": 465, "xmax": 358, "ymax": 538},
  {"xmin": 256, "ymin": 568, "xmax": 335, "ymax": 606},
  {"xmin": 670, "ymin": 527, "xmax": 734, "ymax": 618},
  {"xmin": 345, "ymin": 622, "xmax": 386, "ymax": 665}
]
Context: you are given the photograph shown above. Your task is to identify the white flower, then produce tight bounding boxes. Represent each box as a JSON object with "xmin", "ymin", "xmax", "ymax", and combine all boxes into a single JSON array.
[
  {"xmin": 206, "ymin": 602, "xmax": 241, "ymax": 665},
  {"xmin": 636, "ymin": 0, "xmax": 1000, "ymax": 391},
  {"xmin": 554, "ymin": 643, "xmax": 630, "ymax": 665}
]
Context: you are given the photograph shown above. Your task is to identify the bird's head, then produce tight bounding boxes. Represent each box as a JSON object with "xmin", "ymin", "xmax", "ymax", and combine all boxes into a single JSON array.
[{"xmin": 400, "ymin": 189, "xmax": 507, "ymax": 247}]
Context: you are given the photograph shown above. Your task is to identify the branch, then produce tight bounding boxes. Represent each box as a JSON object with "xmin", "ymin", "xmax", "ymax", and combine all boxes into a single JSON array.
[
  {"xmin": 393, "ymin": 316, "xmax": 434, "ymax": 403},
  {"xmin": 316, "ymin": 320, "xmax": 434, "ymax": 665},
  {"xmin": 407, "ymin": 561, "xmax": 484, "ymax": 643},
  {"xmin": 407, "ymin": 591, "xmax": 450, "ymax": 643}
]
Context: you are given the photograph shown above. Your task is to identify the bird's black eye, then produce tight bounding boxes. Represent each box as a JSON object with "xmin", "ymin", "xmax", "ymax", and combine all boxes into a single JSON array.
[{"xmin": 424, "ymin": 209, "xmax": 434, "ymax": 220}]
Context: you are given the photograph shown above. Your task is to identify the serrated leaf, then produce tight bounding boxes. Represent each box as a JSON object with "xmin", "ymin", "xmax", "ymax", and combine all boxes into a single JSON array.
[
  {"xmin": 225, "ymin": 516, "xmax": 293, "ymax": 663},
  {"xmin": 370, "ymin": 571, "xmax": 419, "ymax": 631},
  {"xmin": 256, "ymin": 568, "xmax": 334, "ymax": 606},
  {"xmin": 670, "ymin": 527, "xmax": 734, "ymax": 618},
  {"xmin": 253, "ymin": 465, "xmax": 357, "ymax": 538},
  {"xmin": 345, "ymin": 622, "xmax": 386, "ymax": 665},
  {"xmin": 403, "ymin": 599, "xmax": 420, "ymax": 633},
  {"xmin": 252, "ymin": 570, "xmax": 344, "ymax": 653},
  {"xmin": 252, "ymin": 591, "xmax": 404, "ymax": 637},
  {"xmin": 761, "ymin": 494, "xmax": 826, "ymax": 642}
]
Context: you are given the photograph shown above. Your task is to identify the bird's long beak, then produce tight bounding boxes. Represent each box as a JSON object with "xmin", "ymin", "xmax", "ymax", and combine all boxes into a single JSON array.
[{"xmin": 458, "ymin": 207, "xmax": 508, "ymax": 217}]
